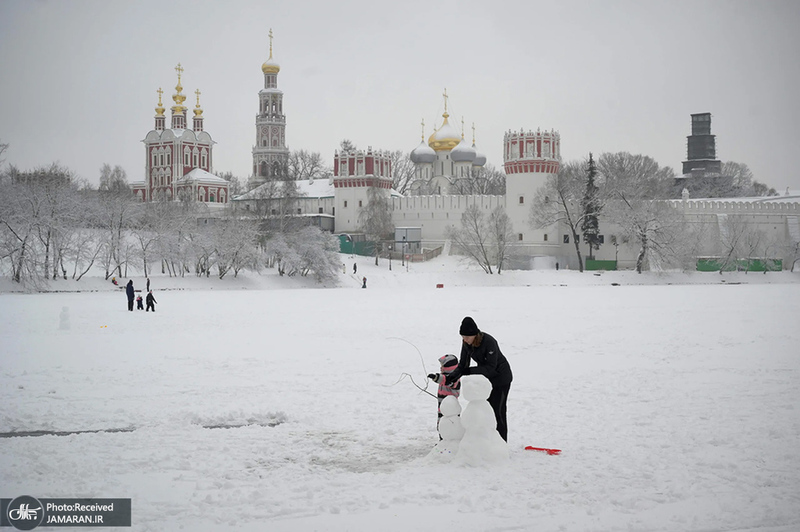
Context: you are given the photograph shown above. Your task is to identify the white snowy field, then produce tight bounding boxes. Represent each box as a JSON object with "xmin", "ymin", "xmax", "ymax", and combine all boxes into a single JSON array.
[{"xmin": 1, "ymin": 258, "xmax": 799, "ymax": 532}]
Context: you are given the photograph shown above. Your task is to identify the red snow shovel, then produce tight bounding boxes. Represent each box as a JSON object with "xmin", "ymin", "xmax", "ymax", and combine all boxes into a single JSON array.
[{"xmin": 525, "ymin": 446, "xmax": 561, "ymax": 455}]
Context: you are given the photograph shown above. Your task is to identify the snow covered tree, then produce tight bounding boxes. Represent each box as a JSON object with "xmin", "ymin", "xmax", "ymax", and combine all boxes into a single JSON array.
[
  {"xmin": 211, "ymin": 216, "xmax": 260, "ymax": 279},
  {"xmin": 95, "ymin": 183, "xmax": 137, "ymax": 280},
  {"xmin": 581, "ymin": 153, "xmax": 601, "ymax": 260},
  {"xmin": 752, "ymin": 180, "xmax": 778, "ymax": 197},
  {"xmin": 598, "ymin": 153, "xmax": 679, "ymax": 273},
  {"xmin": 98, "ymin": 164, "xmax": 130, "ymax": 194},
  {"xmin": 217, "ymin": 171, "xmax": 245, "ymax": 198},
  {"xmin": 528, "ymin": 160, "xmax": 588, "ymax": 272},
  {"xmin": 0, "ymin": 164, "xmax": 82, "ymax": 284},
  {"xmin": 263, "ymin": 226, "xmax": 340, "ymax": 281}
]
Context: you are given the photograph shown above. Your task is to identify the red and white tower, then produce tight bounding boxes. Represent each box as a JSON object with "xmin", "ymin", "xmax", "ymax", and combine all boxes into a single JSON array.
[
  {"xmin": 503, "ymin": 128, "xmax": 561, "ymax": 245},
  {"xmin": 249, "ymin": 29, "xmax": 289, "ymax": 189},
  {"xmin": 333, "ymin": 147, "xmax": 393, "ymax": 232}
]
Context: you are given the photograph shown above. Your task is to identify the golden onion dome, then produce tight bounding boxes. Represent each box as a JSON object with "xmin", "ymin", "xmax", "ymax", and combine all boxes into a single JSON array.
[
  {"xmin": 262, "ymin": 28, "xmax": 280, "ymax": 74},
  {"xmin": 428, "ymin": 112, "xmax": 461, "ymax": 152},
  {"xmin": 262, "ymin": 59, "xmax": 280, "ymax": 74},
  {"xmin": 155, "ymin": 87, "xmax": 165, "ymax": 117}
]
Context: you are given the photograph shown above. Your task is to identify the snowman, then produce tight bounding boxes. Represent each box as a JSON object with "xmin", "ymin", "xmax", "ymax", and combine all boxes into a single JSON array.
[
  {"xmin": 59, "ymin": 306, "xmax": 70, "ymax": 331},
  {"xmin": 428, "ymin": 395, "xmax": 465, "ymax": 462},
  {"xmin": 455, "ymin": 374, "xmax": 508, "ymax": 466}
]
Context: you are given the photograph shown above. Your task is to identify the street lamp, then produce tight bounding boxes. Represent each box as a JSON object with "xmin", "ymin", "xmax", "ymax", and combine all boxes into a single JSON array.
[{"xmin": 388, "ymin": 244, "xmax": 392, "ymax": 271}]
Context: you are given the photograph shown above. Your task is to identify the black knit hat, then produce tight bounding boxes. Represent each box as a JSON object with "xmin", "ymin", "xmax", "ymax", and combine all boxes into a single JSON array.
[{"xmin": 459, "ymin": 316, "xmax": 479, "ymax": 336}]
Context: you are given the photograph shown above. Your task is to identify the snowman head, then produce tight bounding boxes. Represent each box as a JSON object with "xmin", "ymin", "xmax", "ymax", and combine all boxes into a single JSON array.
[
  {"xmin": 460, "ymin": 375, "xmax": 492, "ymax": 402},
  {"xmin": 440, "ymin": 395, "xmax": 462, "ymax": 417}
]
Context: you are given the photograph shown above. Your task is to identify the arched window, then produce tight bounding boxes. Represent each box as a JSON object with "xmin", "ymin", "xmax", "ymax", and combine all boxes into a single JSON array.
[
  {"xmin": 192, "ymin": 148, "xmax": 199, "ymax": 168},
  {"xmin": 272, "ymin": 161, "xmax": 281, "ymax": 178},
  {"xmin": 260, "ymin": 161, "xmax": 268, "ymax": 177},
  {"xmin": 184, "ymin": 147, "xmax": 190, "ymax": 166}
]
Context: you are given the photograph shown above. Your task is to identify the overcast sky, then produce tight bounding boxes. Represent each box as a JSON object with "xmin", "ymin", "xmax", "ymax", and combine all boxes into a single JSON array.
[{"xmin": 1, "ymin": 0, "xmax": 799, "ymax": 193}]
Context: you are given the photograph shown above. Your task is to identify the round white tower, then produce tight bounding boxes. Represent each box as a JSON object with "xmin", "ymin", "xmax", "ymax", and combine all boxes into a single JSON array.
[{"xmin": 503, "ymin": 128, "xmax": 561, "ymax": 246}]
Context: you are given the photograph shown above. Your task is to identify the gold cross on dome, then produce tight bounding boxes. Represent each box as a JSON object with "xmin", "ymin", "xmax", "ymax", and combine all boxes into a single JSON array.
[
  {"xmin": 421, "ymin": 118, "xmax": 425, "ymax": 140},
  {"xmin": 269, "ymin": 28, "xmax": 274, "ymax": 57},
  {"xmin": 156, "ymin": 87, "xmax": 163, "ymax": 104},
  {"xmin": 195, "ymin": 89, "xmax": 201, "ymax": 106},
  {"xmin": 443, "ymin": 88, "xmax": 448, "ymax": 113},
  {"xmin": 175, "ymin": 63, "xmax": 184, "ymax": 82}
]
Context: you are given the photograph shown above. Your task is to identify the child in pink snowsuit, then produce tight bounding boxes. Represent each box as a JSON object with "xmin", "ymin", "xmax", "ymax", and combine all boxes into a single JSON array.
[{"xmin": 428, "ymin": 354, "xmax": 461, "ymax": 437}]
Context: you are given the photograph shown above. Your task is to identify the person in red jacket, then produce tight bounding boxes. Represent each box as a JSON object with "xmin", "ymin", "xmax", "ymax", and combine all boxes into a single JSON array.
[{"xmin": 446, "ymin": 317, "xmax": 513, "ymax": 441}]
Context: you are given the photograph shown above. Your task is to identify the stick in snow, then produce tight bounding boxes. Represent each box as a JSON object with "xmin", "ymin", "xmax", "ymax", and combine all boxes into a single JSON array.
[{"xmin": 524, "ymin": 446, "xmax": 562, "ymax": 455}]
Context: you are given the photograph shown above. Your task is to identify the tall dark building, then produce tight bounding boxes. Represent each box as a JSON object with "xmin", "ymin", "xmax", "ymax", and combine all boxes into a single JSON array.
[{"xmin": 682, "ymin": 113, "xmax": 722, "ymax": 175}]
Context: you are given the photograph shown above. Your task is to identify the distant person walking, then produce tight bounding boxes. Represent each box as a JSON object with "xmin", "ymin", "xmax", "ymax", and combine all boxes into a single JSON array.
[
  {"xmin": 353, "ymin": 263, "xmax": 357, "ymax": 274},
  {"xmin": 136, "ymin": 295, "xmax": 144, "ymax": 310},
  {"xmin": 125, "ymin": 280, "xmax": 135, "ymax": 311},
  {"xmin": 362, "ymin": 277, "xmax": 367, "ymax": 289},
  {"xmin": 145, "ymin": 291, "xmax": 157, "ymax": 312}
]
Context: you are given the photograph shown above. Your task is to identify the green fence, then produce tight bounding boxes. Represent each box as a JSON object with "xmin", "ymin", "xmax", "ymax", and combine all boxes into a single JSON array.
[
  {"xmin": 337, "ymin": 235, "xmax": 373, "ymax": 256},
  {"xmin": 696, "ymin": 258, "xmax": 783, "ymax": 272},
  {"xmin": 585, "ymin": 259, "xmax": 617, "ymax": 271}
]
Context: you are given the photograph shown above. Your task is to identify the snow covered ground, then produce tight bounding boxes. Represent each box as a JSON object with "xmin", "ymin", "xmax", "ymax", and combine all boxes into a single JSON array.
[{"xmin": 1, "ymin": 256, "xmax": 799, "ymax": 531}]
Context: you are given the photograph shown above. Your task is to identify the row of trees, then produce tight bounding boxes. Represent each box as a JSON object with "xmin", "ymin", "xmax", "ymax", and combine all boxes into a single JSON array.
[
  {"xmin": 0, "ymin": 149, "xmax": 342, "ymax": 286},
  {"xmin": 529, "ymin": 152, "xmax": 796, "ymax": 273}
]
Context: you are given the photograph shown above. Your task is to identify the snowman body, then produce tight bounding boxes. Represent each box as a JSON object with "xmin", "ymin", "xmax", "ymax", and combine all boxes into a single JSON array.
[
  {"xmin": 59, "ymin": 306, "xmax": 70, "ymax": 331},
  {"xmin": 428, "ymin": 395, "xmax": 465, "ymax": 462},
  {"xmin": 455, "ymin": 374, "xmax": 508, "ymax": 466}
]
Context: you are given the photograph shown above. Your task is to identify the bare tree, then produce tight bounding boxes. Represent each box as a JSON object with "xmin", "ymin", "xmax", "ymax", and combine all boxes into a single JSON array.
[
  {"xmin": 388, "ymin": 150, "xmax": 415, "ymax": 195},
  {"xmin": 446, "ymin": 204, "xmax": 495, "ymax": 274},
  {"xmin": 529, "ymin": 160, "xmax": 588, "ymax": 272},
  {"xmin": 488, "ymin": 207, "xmax": 516, "ymax": 274},
  {"xmin": 95, "ymin": 185, "xmax": 137, "ymax": 279},
  {"xmin": 452, "ymin": 164, "xmax": 506, "ymax": 195},
  {"xmin": 358, "ymin": 184, "xmax": 394, "ymax": 265},
  {"xmin": 288, "ymin": 150, "xmax": 329, "ymax": 181}
]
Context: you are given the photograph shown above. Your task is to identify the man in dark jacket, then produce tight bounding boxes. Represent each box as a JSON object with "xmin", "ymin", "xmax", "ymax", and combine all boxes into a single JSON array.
[
  {"xmin": 447, "ymin": 316, "xmax": 513, "ymax": 441},
  {"xmin": 125, "ymin": 280, "xmax": 135, "ymax": 311}
]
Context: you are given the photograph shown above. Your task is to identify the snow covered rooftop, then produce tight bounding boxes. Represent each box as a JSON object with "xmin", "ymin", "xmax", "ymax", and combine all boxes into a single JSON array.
[
  {"xmin": 235, "ymin": 178, "xmax": 336, "ymax": 201},
  {"xmin": 178, "ymin": 168, "xmax": 229, "ymax": 185}
]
